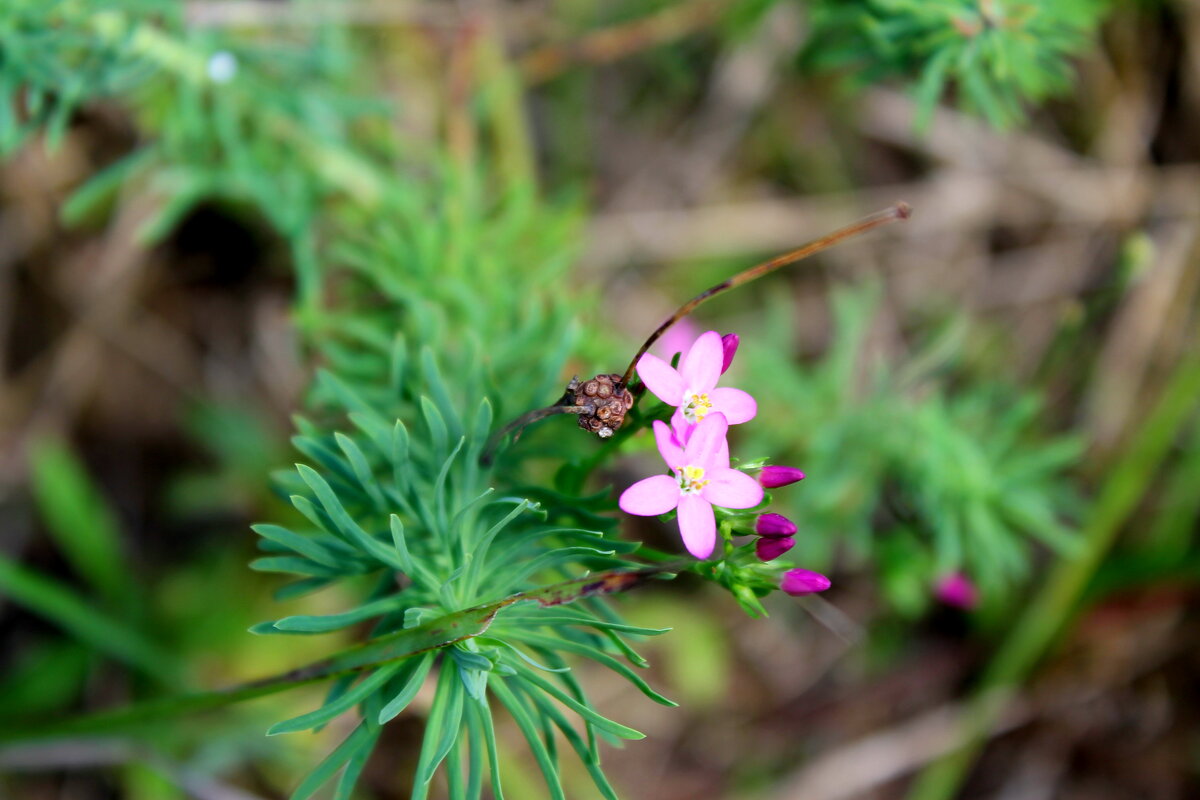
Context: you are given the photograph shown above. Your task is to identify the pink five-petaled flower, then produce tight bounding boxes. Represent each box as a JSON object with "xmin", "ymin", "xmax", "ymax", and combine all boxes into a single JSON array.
[
  {"xmin": 619, "ymin": 413, "xmax": 763, "ymax": 559},
  {"xmin": 637, "ymin": 330, "xmax": 757, "ymax": 442}
]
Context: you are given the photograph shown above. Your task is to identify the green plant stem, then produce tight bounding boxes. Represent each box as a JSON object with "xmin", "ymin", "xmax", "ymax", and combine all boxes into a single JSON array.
[
  {"xmin": 907, "ymin": 352, "xmax": 1200, "ymax": 800},
  {"xmin": 0, "ymin": 562, "xmax": 685, "ymax": 743}
]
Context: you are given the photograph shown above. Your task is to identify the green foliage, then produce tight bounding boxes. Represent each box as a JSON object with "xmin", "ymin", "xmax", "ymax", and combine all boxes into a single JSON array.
[
  {"xmin": 799, "ymin": 0, "xmax": 1109, "ymax": 128},
  {"xmin": 0, "ymin": 2, "xmax": 1124, "ymax": 798},
  {"xmin": 743, "ymin": 287, "xmax": 1082, "ymax": 611}
]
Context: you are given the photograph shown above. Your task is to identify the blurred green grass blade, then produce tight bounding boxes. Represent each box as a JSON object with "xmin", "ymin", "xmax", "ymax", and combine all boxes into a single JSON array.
[
  {"xmin": 0, "ymin": 554, "xmax": 177, "ymax": 686},
  {"xmin": 1143, "ymin": 419, "xmax": 1200, "ymax": 557},
  {"xmin": 0, "ymin": 641, "xmax": 89, "ymax": 717},
  {"xmin": 909, "ymin": 354, "xmax": 1200, "ymax": 800},
  {"xmin": 29, "ymin": 436, "xmax": 131, "ymax": 608}
]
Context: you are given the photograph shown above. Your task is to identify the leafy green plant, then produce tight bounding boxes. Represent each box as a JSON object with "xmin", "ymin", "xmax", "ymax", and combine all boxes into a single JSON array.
[
  {"xmin": 0, "ymin": 3, "xmax": 1118, "ymax": 799},
  {"xmin": 742, "ymin": 287, "xmax": 1083, "ymax": 612},
  {"xmin": 798, "ymin": 0, "xmax": 1109, "ymax": 128}
]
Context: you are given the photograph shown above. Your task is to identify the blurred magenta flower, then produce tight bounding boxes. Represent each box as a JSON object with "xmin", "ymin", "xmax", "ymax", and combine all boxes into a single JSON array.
[
  {"xmin": 934, "ymin": 572, "xmax": 978, "ymax": 609},
  {"xmin": 759, "ymin": 465, "xmax": 806, "ymax": 488},
  {"xmin": 756, "ymin": 535, "xmax": 795, "ymax": 561},
  {"xmin": 619, "ymin": 413, "xmax": 763, "ymax": 559},
  {"xmin": 719, "ymin": 333, "xmax": 739, "ymax": 374},
  {"xmin": 636, "ymin": 330, "xmax": 756, "ymax": 441},
  {"xmin": 755, "ymin": 512, "xmax": 797, "ymax": 537},
  {"xmin": 780, "ymin": 568, "xmax": 831, "ymax": 596}
]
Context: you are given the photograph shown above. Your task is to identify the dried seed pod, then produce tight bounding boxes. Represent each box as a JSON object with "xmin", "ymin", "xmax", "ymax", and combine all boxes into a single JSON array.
[{"xmin": 571, "ymin": 373, "xmax": 634, "ymax": 438}]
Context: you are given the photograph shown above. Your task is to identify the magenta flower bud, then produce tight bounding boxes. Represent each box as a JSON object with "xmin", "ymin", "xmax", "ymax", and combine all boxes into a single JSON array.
[
  {"xmin": 934, "ymin": 572, "xmax": 978, "ymax": 609},
  {"xmin": 780, "ymin": 568, "xmax": 831, "ymax": 596},
  {"xmin": 756, "ymin": 535, "xmax": 795, "ymax": 561},
  {"xmin": 759, "ymin": 466, "xmax": 806, "ymax": 488},
  {"xmin": 755, "ymin": 512, "xmax": 797, "ymax": 538},
  {"xmin": 719, "ymin": 333, "xmax": 739, "ymax": 374}
]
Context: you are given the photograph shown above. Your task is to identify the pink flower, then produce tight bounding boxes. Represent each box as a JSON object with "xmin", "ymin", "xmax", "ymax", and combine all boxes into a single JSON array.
[
  {"xmin": 759, "ymin": 466, "xmax": 805, "ymax": 488},
  {"xmin": 636, "ymin": 330, "xmax": 757, "ymax": 441},
  {"xmin": 934, "ymin": 572, "xmax": 978, "ymax": 609},
  {"xmin": 619, "ymin": 413, "xmax": 763, "ymax": 559},
  {"xmin": 780, "ymin": 569, "xmax": 831, "ymax": 596}
]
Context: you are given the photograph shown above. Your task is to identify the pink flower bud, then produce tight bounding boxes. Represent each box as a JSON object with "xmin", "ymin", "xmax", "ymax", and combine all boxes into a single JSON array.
[
  {"xmin": 720, "ymin": 333, "xmax": 739, "ymax": 374},
  {"xmin": 756, "ymin": 535, "xmax": 795, "ymax": 561},
  {"xmin": 755, "ymin": 512, "xmax": 797, "ymax": 538},
  {"xmin": 934, "ymin": 572, "xmax": 978, "ymax": 609},
  {"xmin": 780, "ymin": 568, "xmax": 831, "ymax": 596},
  {"xmin": 759, "ymin": 466, "xmax": 805, "ymax": 488}
]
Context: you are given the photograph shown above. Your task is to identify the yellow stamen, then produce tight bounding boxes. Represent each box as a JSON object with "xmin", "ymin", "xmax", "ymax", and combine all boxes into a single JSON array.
[
  {"xmin": 682, "ymin": 392, "xmax": 713, "ymax": 423},
  {"xmin": 677, "ymin": 465, "xmax": 710, "ymax": 494}
]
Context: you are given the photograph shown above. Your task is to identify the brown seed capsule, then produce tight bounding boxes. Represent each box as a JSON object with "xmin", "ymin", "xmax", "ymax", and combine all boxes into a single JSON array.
[{"xmin": 571, "ymin": 373, "xmax": 635, "ymax": 438}]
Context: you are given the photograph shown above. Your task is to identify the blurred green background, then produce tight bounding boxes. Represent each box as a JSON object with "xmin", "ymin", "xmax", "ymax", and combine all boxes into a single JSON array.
[{"xmin": 2, "ymin": 1, "xmax": 1199, "ymax": 798}]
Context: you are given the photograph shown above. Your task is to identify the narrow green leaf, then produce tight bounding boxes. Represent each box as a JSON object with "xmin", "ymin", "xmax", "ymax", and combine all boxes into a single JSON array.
[
  {"xmin": 251, "ymin": 524, "xmax": 346, "ymax": 569},
  {"xmin": 272, "ymin": 594, "xmax": 409, "ymax": 633},
  {"xmin": 290, "ymin": 721, "xmax": 376, "ymax": 800},
  {"xmin": 469, "ymin": 697, "xmax": 505, "ymax": 800},
  {"xmin": 335, "ymin": 432, "xmax": 387, "ymax": 509},
  {"xmin": 269, "ymin": 662, "xmax": 405, "ymax": 735},
  {"xmin": 411, "ymin": 662, "xmax": 466, "ymax": 800},
  {"xmin": 514, "ymin": 683, "xmax": 621, "ymax": 800},
  {"xmin": 297, "ymin": 464, "xmax": 406, "ymax": 571},
  {"xmin": 378, "ymin": 652, "xmax": 435, "ymax": 724},
  {"xmin": 420, "ymin": 347, "xmax": 463, "ymax": 436},
  {"xmin": 249, "ymin": 556, "xmax": 345, "ymax": 578},
  {"xmin": 490, "ymin": 678, "xmax": 566, "ymax": 800},
  {"xmin": 508, "ymin": 662, "xmax": 644, "ymax": 740},
  {"xmin": 508, "ymin": 631, "xmax": 675, "ymax": 706},
  {"xmin": 421, "ymin": 396, "xmax": 450, "ymax": 459}
]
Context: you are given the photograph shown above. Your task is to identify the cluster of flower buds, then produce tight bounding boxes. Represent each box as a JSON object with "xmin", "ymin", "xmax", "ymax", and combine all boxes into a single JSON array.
[{"xmin": 618, "ymin": 329, "xmax": 829, "ymax": 597}]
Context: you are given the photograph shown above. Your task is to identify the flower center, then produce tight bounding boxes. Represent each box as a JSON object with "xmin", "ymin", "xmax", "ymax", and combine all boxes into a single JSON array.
[
  {"xmin": 681, "ymin": 391, "xmax": 713, "ymax": 424},
  {"xmin": 676, "ymin": 465, "xmax": 710, "ymax": 495}
]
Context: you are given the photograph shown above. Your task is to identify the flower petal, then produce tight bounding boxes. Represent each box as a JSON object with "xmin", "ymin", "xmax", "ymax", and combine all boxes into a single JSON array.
[
  {"xmin": 618, "ymin": 475, "xmax": 679, "ymax": 516},
  {"xmin": 679, "ymin": 331, "xmax": 722, "ymax": 392},
  {"xmin": 653, "ymin": 420, "xmax": 685, "ymax": 468},
  {"xmin": 635, "ymin": 353, "xmax": 685, "ymax": 406},
  {"xmin": 701, "ymin": 468, "xmax": 763, "ymax": 509},
  {"xmin": 710, "ymin": 387, "xmax": 757, "ymax": 424},
  {"xmin": 683, "ymin": 412, "xmax": 728, "ymax": 468},
  {"xmin": 677, "ymin": 494, "xmax": 716, "ymax": 559}
]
